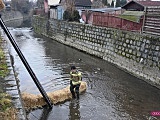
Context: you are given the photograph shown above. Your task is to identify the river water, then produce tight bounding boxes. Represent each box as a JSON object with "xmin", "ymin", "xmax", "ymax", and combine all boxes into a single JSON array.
[{"xmin": 3, "ymin": 24, "xmax": 160, "ymax": 120}]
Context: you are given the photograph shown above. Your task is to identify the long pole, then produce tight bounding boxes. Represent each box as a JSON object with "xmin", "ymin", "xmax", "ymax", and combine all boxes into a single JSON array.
[{"xmin": 0, "ymin": 16, "xmax": 52, "ymax": 109}]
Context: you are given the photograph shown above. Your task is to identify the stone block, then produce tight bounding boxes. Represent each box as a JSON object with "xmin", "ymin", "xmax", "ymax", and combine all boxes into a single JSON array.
[
  {"xmin": 126, "ymin": 53, "xmax": 130, "ymax": 57},
  {"xmin": 156, "ymin": 46, "xmax": 159, "ymax": 51},
  {"xmin": 123, "ymin": 43, "xmax": 127, "ymax": 47},
  {"xmin": 107, "ymin": 34, "xmax": 110, "ymax": 38},
  {"xmin": 122, "ymin": 52, "xmax": 125, "ymax": 56},
  {"xmin": 137, "ymin": 41, "xmax": 141, "ymax": 46},
  {"xmin": 129, "ymin": 49, "xmax": 132, "ymax": 53}
]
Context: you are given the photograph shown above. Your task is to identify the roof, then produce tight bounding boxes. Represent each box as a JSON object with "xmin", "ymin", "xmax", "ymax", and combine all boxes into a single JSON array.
[
  {"xmin": 118, "ymin": 11, "xmax": 144, "ymax": 23},
  {"xmin": 84, "ymin": 7, "xmax": 121, "ymax": 13},
  {"xmin": 59, "ymin": 0, "xmax": 92, "ymax": 7},
  {"xmin": 121, "ymin": 11, "xmax": 144, "ymax": 16},
  {"xmin": 137, "ymin": 1, "xmax": 160, "ymax": 7},
  {"xmin": 122, "ymin": 0, "xmax": 160, "ymax": 8},
  {"xmin": 75, "ymin": 0, "xmax": 92, "ymax": 6}
]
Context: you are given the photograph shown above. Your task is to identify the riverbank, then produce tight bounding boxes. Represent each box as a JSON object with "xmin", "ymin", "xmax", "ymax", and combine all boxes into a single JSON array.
[
  {"xmin": 32, "ymin": 16, "xmax": 160, "ymax": 89},
  {"xmin": 0, "ymin": 34, "xmax": 26, "ymax": 120},
  {"xmin": 0, "ymin": 36, "xmax": 17, "ymax": 119}
]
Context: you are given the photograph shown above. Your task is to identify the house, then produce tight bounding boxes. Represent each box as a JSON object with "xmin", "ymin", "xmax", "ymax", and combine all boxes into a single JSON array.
[
  {"xmin": 122, "ymin": 0, "xmax": 160, "ymax": 35},
  {"xmin": 81, "ymin": 6, "xmax": 145, "ymax": 32},
  {"xmin": 122, "ymin": 0, "xmax": 160, "ymax": 11},
  {"xmin": 48, "ymin": 0, "xmax": 92, "ymax": 19},
  {"xmin": 74, "ymin": 0, "xmax": 92, "ymax": 9},
  {"xmin": 48, "ymin": 0, "xmax": 61, "ymax": 19},
  {"xmin": 59, "ymin": 0, "xmax": 92, "ymax": 9},
  {"xmin": 81, "ymin": 7, "xmax": 121, "ymax": 24}
]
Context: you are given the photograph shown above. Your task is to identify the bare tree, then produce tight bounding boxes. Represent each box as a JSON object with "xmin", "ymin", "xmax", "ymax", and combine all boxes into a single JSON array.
[
  {"xmin": 62, "ymin": 0, "xmax": 80, "ymax": 22},
  {"xmin": 11, "ymin": 0, "xmax": 19, "ymax": 10},
  {"xmin": 83, "ymin": 10, "xmax": 92, "ymax": 24},
  {"xmin": 37, "ymin": 0, "xmax": 44, "ymax": 9},
  {"xmin": 61, "ymin": 0, "xmax": 75, "ymax": 16},
  {"xmin": 11, "ymin": 0, "xmax": 31, "ymax": 13},
  {"xmin": 92, "ymin": 0, "xmax": 104, "ymax": 8}
]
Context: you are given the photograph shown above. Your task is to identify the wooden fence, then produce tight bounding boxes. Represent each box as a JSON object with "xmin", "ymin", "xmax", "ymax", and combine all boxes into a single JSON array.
[
  {"xmin": 92, "ymin": 12, "xmax": 143, "ymax": 32},
  {"xmin": 143, "ymin": 6, "xmax": 160, "ymax": 35}
]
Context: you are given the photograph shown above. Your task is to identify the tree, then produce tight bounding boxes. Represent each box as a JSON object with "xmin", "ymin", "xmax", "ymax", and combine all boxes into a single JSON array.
[
  {"xmin": 62, "ymin": 0, "xmax": 80, "ymax": 22},
  {"xmin": 63, "ymin": 9, "xmax": 80, "ymax": 22},
  {"xmin": 73, "ymin": 10, "xmax": 80, "ymax": 22},
  {"xmin": 115, "ymin": 0, "xmax": 120, "ymax": 7},
  {"xmin": 37, "ymin": 0, "xmax": 44, "ymax": 9},
  {"xmin": 102, "ymin": 0, "xmax": 108, "ymax": 5},
  {"xmin": 11, "ymin": 0, "xmax": 19, "ymax": 10},
  {"xmin": 63, "ymin": 10, "xmax": 72, "ymax": 21},
  {"xmin": 120, "ymin": 0, "xmax": 127, "ymax": 6},
  {"xmin": 84, "ymin": 10, "xmax": 92, "ymax": 24},
  {"xmin": 92, "ymin": 0, "xmax": 104, "ymax": 8},
  {"xmin": 62, "ymin": 0, "xmax": 75, "ymax": 19},
  {"xmin": 11, "ymin": 0, "xmax": 31, "ymax": 14},
  {"xmin": 111, "ymin": 0, "xmax": 114, "ymax": 7}
]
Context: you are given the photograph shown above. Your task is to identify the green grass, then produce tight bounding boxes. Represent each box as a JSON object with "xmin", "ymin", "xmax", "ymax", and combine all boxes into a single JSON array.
[
  {"xmin": 0, "ymin": 37, "xmax": 10, "ymax": 112},
  {"xmin": 0, "ymin": 93, "xmax": 12, "ymax": 112},
  {"xmin": 0, "ymin": 40, "xmax": 9, "ymax": 78},
  {"xmin": 118, "ymin": 15, "xmax": 139, "ymax": 23},
  {"xmin": 0, "ymin": 37, "xmax": 17, "ymax": 120}
]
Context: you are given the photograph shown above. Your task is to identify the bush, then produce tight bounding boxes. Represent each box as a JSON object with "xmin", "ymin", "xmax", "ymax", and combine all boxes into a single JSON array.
[{"xmin": 63, "ymin": 9, "xmax": 80, "ymax": 22}]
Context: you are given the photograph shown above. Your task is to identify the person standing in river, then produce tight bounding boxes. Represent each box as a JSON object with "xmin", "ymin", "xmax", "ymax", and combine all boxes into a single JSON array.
[{"xmin": 70, "ymin": 66, "xmax": 82, "ymax": 99}]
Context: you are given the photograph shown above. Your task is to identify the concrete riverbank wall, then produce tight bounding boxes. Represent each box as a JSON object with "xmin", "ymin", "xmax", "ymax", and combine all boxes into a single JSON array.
[
  {"xmin": 32, "ymin": 16, "xmax": 160, "ymax": 89},
  {"xmin": 0, "ymin": 12, "xmax": 32, "ymax": 119},
  {"xmin": 0, "ymin": 33, "xmax": 26, "ymax": 119}
]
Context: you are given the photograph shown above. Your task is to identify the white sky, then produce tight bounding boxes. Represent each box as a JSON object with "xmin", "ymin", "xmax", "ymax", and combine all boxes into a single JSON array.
[
  {"xmin": 26, "ymin": 0, "xmax": 160, "ymax": 2},
  {"xmin": 6, "ymin": 0, "xmax": 37, "ymax": 1}
]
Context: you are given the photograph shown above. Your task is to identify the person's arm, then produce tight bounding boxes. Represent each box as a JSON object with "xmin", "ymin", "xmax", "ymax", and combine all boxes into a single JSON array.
[
  {"xmin": 70, "ymin": 71, "xmax": 73, "ymax": 85},
  {"xmin": 78, "ymin": 72, "xmax": 82, "ymax": 81}
]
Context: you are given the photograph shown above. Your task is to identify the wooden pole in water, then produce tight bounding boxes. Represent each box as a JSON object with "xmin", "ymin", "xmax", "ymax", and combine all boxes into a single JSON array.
[{"xmin": 0, "ymin": 0, "xmax": 52, "ymax": 109}]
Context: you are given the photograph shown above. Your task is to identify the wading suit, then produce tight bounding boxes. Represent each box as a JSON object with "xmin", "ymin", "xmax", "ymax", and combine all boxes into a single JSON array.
[{"xmin": 70, "ymin": 69, "xmax": 82, "ymax": 99}]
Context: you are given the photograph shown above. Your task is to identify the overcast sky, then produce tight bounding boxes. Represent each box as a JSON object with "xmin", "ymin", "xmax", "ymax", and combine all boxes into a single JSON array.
[{"xmin": 5, "ymin": 0, "xmax": 160, "ymax": 2}]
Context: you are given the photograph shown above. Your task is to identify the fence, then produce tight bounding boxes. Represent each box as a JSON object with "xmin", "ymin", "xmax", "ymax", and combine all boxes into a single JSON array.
[
  {"xmin": 92, "ymin": 12, "xmax": 143, "ymax": 32},
  {"xmin": 143, "ymin": 6, "xmax": 160, "ymax": 35}
]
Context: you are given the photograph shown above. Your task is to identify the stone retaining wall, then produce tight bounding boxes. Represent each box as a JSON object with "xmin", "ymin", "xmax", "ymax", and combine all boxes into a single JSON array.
[{"xmin": 32, "ymin": 16, "xmax": 160, "ymax": 89}]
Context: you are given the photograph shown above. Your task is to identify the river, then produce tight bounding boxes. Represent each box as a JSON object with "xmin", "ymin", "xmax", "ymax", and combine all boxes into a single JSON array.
[{"xmin": 2, "ymin": 21, "xmax": 160, "ymax": 120}]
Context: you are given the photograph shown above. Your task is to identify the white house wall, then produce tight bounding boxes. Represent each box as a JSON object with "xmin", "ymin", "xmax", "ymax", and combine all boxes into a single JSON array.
[
  {"xmin": 48, "ymin": 0, "xmax": 60, "ymax": 6},
  {"xmin": 50, "ymin": 9, "xmax": 57, "ymax": 19}
]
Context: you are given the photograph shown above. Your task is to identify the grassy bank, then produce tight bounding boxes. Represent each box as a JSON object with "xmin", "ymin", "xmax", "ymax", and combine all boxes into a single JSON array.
[
  {"xmin": 0, "ymin": 42, "xmax": 8, "ymax": 77},
  {"xmin": 0, "ymin": 37, "xmax": 18, "ymax": 120}
]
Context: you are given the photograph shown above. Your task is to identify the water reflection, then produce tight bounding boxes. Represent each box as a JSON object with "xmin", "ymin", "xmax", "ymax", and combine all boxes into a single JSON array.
[
  {"xmin": 69, "ymin": 100, "xmax": 80, "ymax": 120},
  {"xmin": 39, "ymin": 106, "xmax": 52, "ymax": 120}
]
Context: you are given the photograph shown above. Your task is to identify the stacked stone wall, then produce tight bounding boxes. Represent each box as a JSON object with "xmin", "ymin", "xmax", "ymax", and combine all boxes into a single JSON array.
[{"xmin": 32, "ymin": 16, "xmax": 160, "ymax": 89}]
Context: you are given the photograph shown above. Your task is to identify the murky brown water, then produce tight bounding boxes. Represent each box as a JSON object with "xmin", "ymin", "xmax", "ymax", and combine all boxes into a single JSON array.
[{"xmin": 4, "ymin": 27, "xmax": 160, "ymax": 120}]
